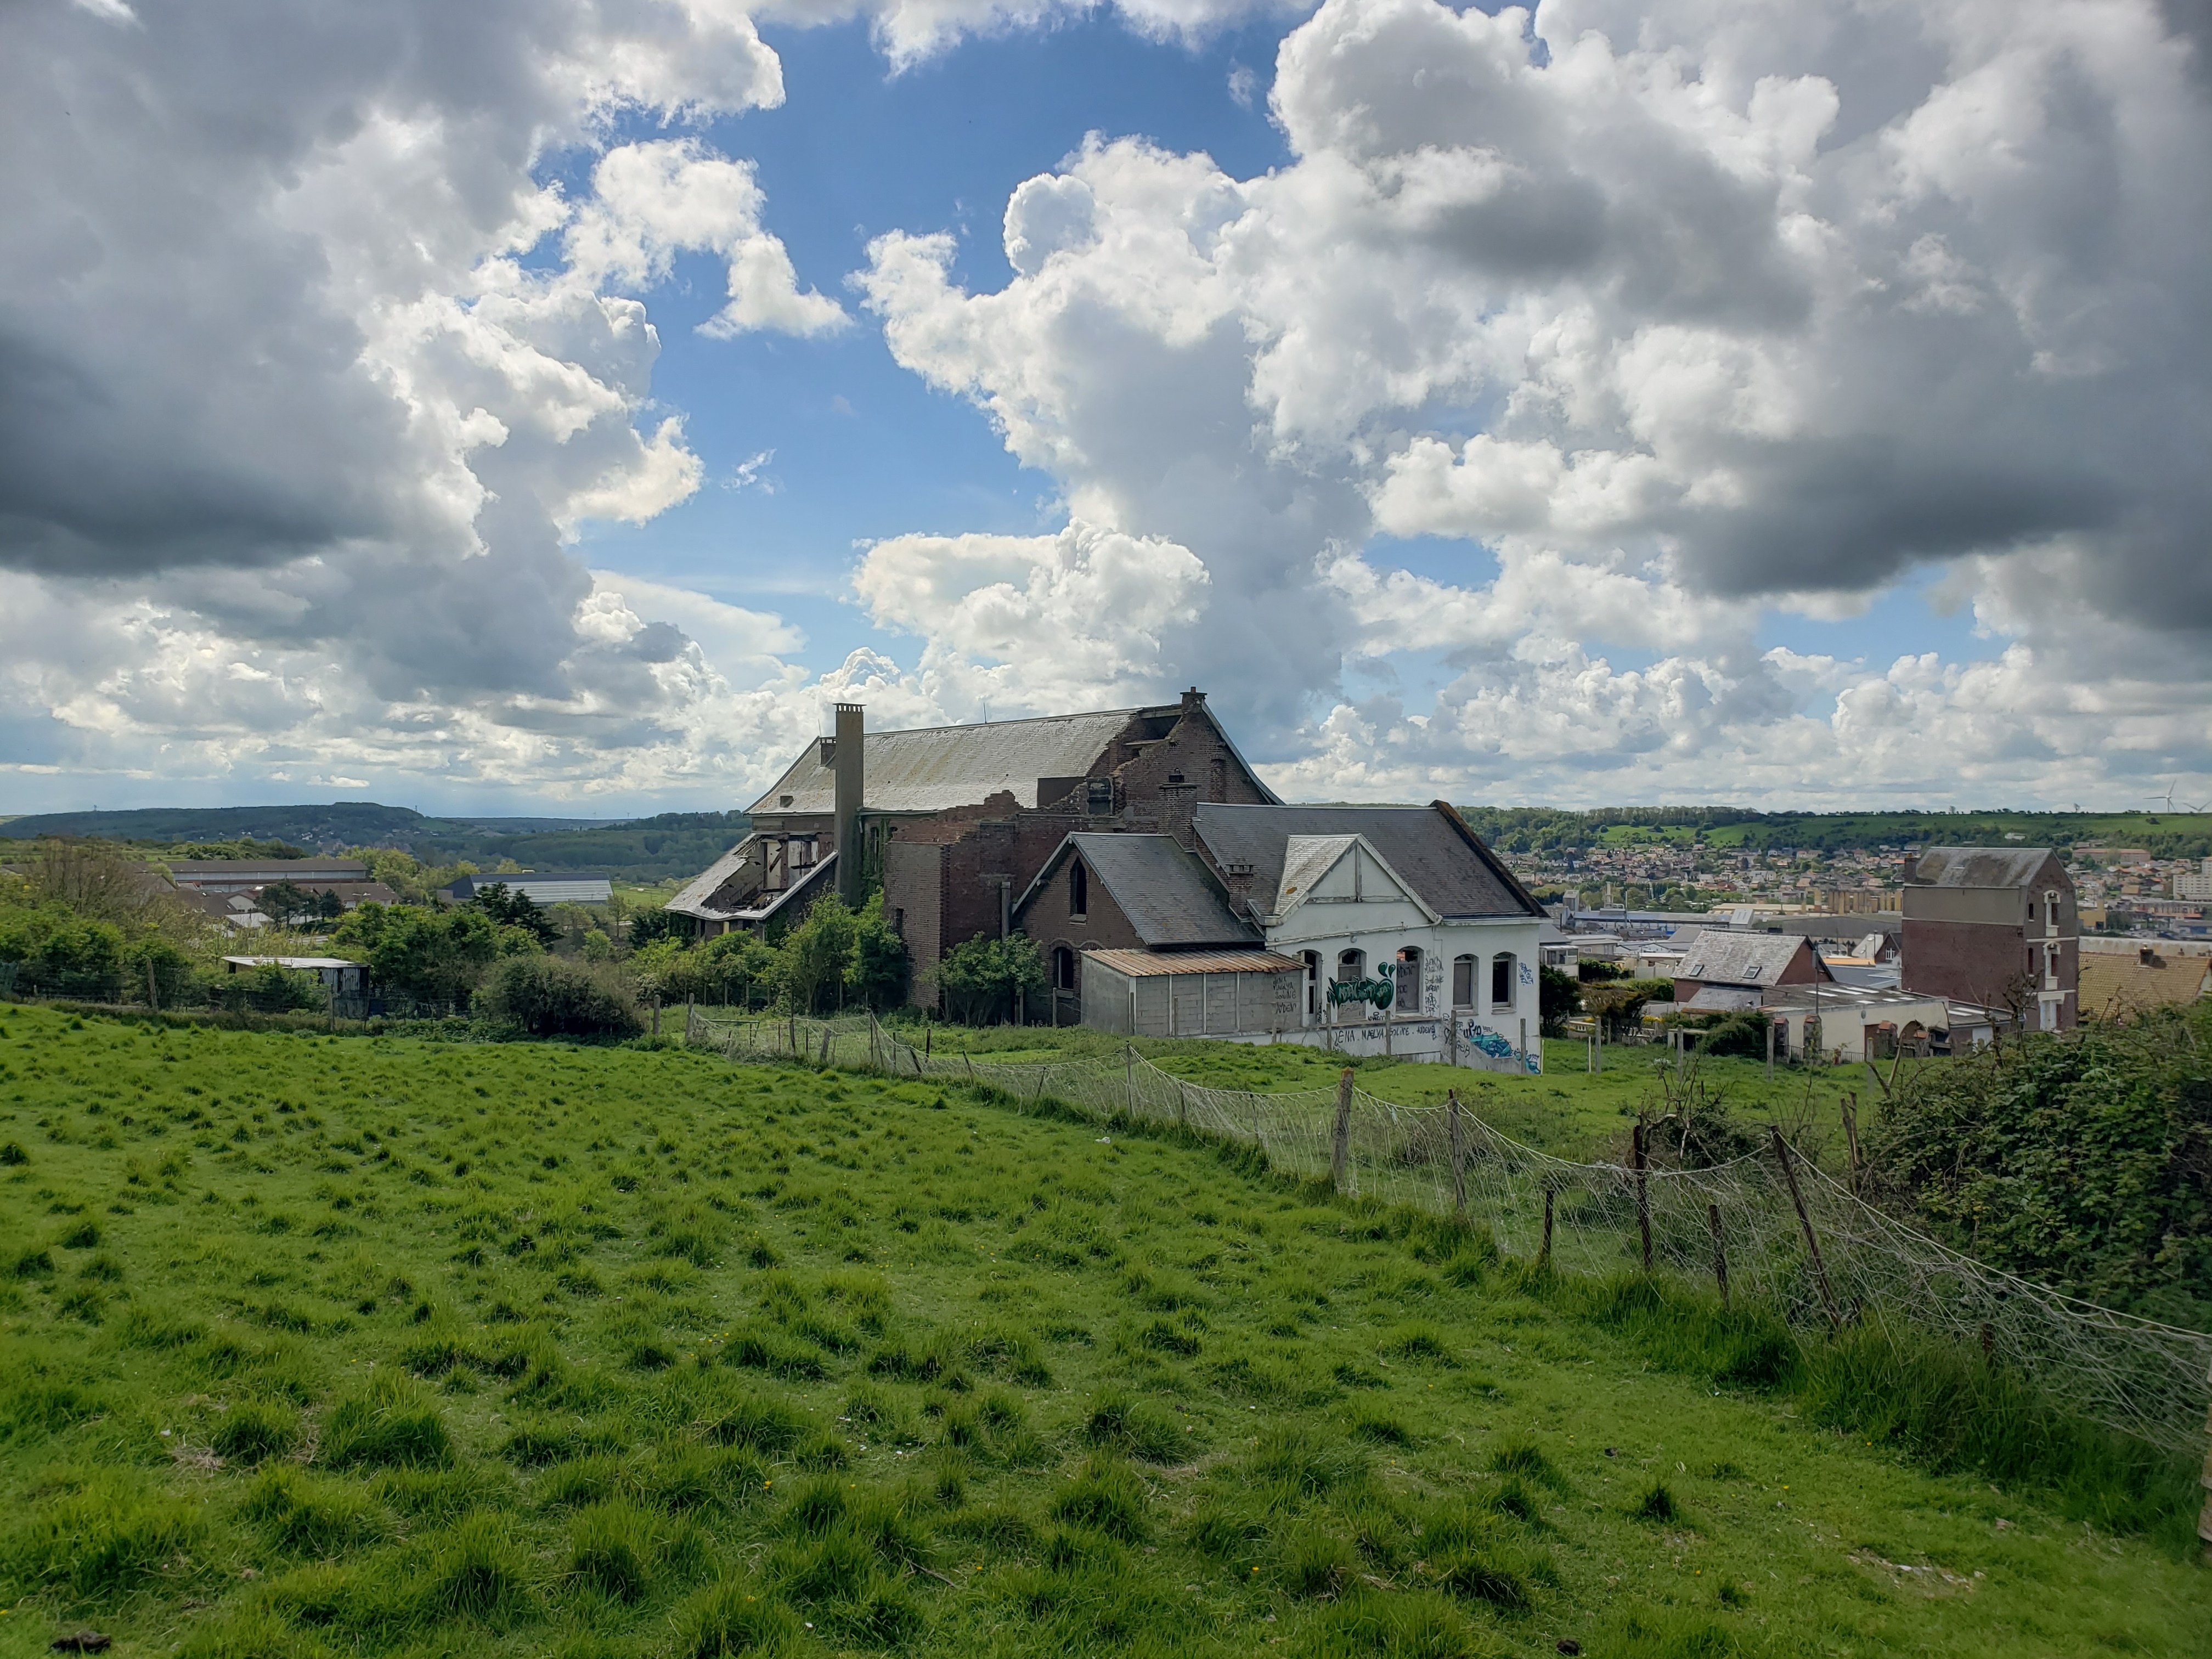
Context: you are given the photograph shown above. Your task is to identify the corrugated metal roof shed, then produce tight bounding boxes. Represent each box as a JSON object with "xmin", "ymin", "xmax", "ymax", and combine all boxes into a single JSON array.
[
  {"xmin": 1910, "ymin": 847, "xmax": 2058, "ymax": 888},
  {"xmin": 747, "ymin": 709, "xmax": 1146, "ymax": 816},
  {"xmin": 1083, "ymin": 948, "xmax": 1307, "ymax": 977}
]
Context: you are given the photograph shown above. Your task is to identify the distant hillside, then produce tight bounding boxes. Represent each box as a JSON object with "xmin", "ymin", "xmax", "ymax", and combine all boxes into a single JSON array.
[
  {"xmin": 1456, "ymin": 806, "xmax": 2212, "ymax": 860},
  {"xmin": 0, "ymin": 803, "xmax": 751, "ymax": 883}
]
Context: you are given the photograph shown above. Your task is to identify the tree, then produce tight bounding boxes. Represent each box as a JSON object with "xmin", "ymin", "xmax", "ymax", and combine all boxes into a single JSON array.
[
  {"xmin": 926, "ymin": 933, "xmax": 1046, "ymax": 1025},
  {"xmin": 778, "ymin": 896, "xmax": 859, "ymax": 1014},
  {"xmin": 472, "ymin": 882, "xmax": 558, "ymax": 946},
  {"xmin": 846, "ymin": 893, "xmax": 910, "ymax": 1011},
  {"xmin": 696, "ymin": 932, "xmax": 779, "ymax": 1008},
  {"xmin": 1538, "ymin": 965, "xmax": 1581, "ymax": 1037},
  {"xmin": 333, "ymin": 903, "xmax": 498, "ymax": 1003},
  {"xmin": 627, "ymin": 906, "xmax": 686, "ymax": 950},
  {"xmin": 477, "ymin": 955, "xmax": 642, "ymax": 1038},
  {"xmin": 259, "ymin": 881, "xmax": 321, "ymax": 928}
]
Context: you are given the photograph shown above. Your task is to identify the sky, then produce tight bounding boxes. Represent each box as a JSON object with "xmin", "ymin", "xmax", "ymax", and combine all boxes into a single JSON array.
[{"xmin": 3, "ymin": 0, "xmax": 2209, "ymax": 818}]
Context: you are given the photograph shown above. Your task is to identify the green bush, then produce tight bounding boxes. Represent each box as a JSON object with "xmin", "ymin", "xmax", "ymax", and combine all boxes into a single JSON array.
[
  {"xmin": 1862, "ymin": 1000, "xmax": 2212, "ymax": 1316},
  {"xmin": 475, "ymin": 953, "xmax": 642, "ymax": 1038}
]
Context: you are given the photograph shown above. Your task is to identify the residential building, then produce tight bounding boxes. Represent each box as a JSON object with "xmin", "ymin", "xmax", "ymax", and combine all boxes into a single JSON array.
[
  {"xmin": 2173, "ymin": 859, "xmax": 2212, "ymax": 902},
  {"xmin": 1670, "ymin": 930, "xmax": 1832, "ymax": 1011},
  {"xmin": 1901, "ymin": 847, "xmax": 2078, "ymax": 1031},
  {"xmin": 1016, "ymin": 802, "xmax": 1548, "ymax": 1070}
]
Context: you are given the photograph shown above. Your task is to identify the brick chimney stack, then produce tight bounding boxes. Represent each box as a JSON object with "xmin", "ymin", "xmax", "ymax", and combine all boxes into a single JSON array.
[
  {"xmin": 834, "ymin": 702, "xmax": 865, "ymax": 907},
  {"xmin": 1220, "ymin": 859, "xmax": 1257, "ymax": 918},
  {"xmin": 1158, "ymin": 781, "xmax": 1199, "ymax": 850}
]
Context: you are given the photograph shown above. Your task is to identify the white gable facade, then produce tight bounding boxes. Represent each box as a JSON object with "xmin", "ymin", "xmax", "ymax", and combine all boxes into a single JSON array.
[{"xmin": 1245, "ymin": 834, "xmax": 1543, "ymax": 1073}]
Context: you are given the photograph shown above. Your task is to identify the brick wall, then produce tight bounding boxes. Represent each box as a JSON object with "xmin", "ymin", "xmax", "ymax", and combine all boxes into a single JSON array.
[{"xmin": 1016, "ymin": 849, "xmax": 1148, "ymax": 1001}]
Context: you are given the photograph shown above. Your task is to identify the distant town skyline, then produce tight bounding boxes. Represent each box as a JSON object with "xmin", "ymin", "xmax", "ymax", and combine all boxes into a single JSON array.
[{"xmin": 4, "ymin": 0, "xmax": 2208, "ymax": 817}]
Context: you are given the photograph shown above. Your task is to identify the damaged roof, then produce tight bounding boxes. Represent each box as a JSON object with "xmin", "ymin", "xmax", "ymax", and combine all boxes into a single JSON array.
[
  {"xmin": 667, "ymin": 840, "xmax": 836, "ymax": 924},
  {"xmin": 747, "ymin": 708, "xmax": 1150, "ymax": 817},
  {"xmin": 1673, "ymin": 929, "xmax": 1831, "ymax": 987},
  {"xmin": 1019, "ymin": 833, "xmax": 1260, "ymax": 949},
  {"xmin": 1194, "ymin": 802, "xmax": 1541, "ymax": 920},
  {"xmin": 1910, "ymin": 847, "xmax": 2060, "ymax": 888}
]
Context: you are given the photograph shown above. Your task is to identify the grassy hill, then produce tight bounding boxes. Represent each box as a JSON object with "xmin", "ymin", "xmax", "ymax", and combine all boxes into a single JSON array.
[
  {"xmin": 0, "ymin": 1008, "xmax": 2203, "ymax": 1658},
  {"xmin": 1457, "ymin": 807, "xmax": 2212, "ymax": 860},
  {"xmin": 0, "ymin": 806, "xmax": 751, "ymax": 884}
]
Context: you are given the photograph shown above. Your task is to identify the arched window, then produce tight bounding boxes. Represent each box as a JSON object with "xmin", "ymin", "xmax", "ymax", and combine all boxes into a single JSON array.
[
  {"xmin": 1395, "ymin": 946, "xmax": 1421, "ymax": 1012},
  {"xmin": 1490, "ymin": 952, "xmax": 1516, "ymax": 1009},
  {"xmin": 1070, "ymin": 859, "xmax": 1088, "ymax": 918},
  {"xmin": 1452, "ymin": 954, "xmax": 1476, "ymax": 1008},
  {"xmin": 1301, "ymin": 950, "xmax": 1321, "ymax": 1018},
  {"xmin": 1052, "ymin": 945, "xmax": 1077, "ymax": 991}
]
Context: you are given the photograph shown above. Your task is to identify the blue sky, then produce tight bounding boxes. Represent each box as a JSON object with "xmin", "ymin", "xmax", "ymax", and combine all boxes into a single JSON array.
[{"xmin": 4, "ymin": 0, "xmax": 2204, "ymax": 817}]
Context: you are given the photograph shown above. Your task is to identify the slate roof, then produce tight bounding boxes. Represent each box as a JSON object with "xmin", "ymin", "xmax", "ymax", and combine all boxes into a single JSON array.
[
  {"xmin": 746, "ymin": 709, "xmax": 1137, "ymax": 816},
  {"xmin": 1910, "ymin": 847, "xmax": 2058, "ymax": 888},
  {"xmin": 1673, "ymin": 929, "xmax": 1831, "ymax": 987},
  {"xmin": 1193, "ymin": 803, "xmax": 1541, "ymax": 920},
  {"xmin": 1020, "ymin": 833, "xmax": 1260, "ymax": 949}
]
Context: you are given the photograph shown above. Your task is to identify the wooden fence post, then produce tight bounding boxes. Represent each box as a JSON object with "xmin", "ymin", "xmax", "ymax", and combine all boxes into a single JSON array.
[
  {"xmin": 1446, "ymin": 1090, "xmax": 1467, "ymax": 1218},
  {"xmin": 819, "ymin": 1025, "xmax": 833, "ymax": 1066},
  {"xmin": 1125, "ymin": 1046, "xmax": 1135, "ymax": 1115},
  {"xmin": 1771, "ymin": 1127, "xmax": 1842, "ymax": 1329},
  {"xmin": 1632, "ymin": 1121, "xmax": 1653, "ymax": 1271},
  {"xmin": 1539, "ymin": 1185, "xmax": 1553, "ymax": 1268},
  {"xmin": 1331, "ymin": 1069, "xmax": 1354, "ymax": 1193},
  {"xmin": 2197, "ymin": 1359, "xmax": 2211, "ymax": 1566},
  {"xmin": 1840, "ymin": 1093, "xmax": 1863, "ymax": 1194},
  {"xmin": 1706, "ymin": 1202, "xmax": 1730, "ymax": 1309}
]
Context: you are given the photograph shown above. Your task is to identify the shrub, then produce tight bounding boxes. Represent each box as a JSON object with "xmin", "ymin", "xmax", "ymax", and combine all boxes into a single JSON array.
[
  {"xmin": 1861, "ymin": 1002, "xmax": 2212, "ymax": 1316},
  {"xmin": 476, "ymin": 954, "xmax": 642, "ymax": 1038},
  {"xmin": 1632, "ymin": 1480, "xmax": 1679, "ymax": 1522}
]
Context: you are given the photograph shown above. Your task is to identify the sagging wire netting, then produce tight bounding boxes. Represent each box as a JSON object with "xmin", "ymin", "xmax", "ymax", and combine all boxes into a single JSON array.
[{"xmin": 691, "ymin": 1010, "xmax": 2212, "ymax": 1455}]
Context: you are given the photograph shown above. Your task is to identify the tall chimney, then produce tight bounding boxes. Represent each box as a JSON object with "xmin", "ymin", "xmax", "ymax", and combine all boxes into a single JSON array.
[{"xmin": 834, "ymin": 702, "xmax": 865, "ymax": 907}]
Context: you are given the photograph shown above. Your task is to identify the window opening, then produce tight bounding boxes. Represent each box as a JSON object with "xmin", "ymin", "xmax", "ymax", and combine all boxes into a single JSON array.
[
  {"xmin": 1452, "ymin": 954, "xmax": 1475, "ymax": 1008},
  {"xmin": 1395, "ymin": 946, "xmax": 1422, "ymax": 1012},
  {"xmin": 1491, "ymin": 952, "xmax": 1515, "ymax": 1009},
  {"xmin": 1070, "ymin": 859, "xmax": 1088, "ymax": 918}
]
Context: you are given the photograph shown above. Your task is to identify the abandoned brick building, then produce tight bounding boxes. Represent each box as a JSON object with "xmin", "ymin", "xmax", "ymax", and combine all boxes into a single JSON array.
[
  {"xmin": 1901, "ymin": 846, "xmax": 2079, "ymax": 1031},
  {"xmin": 667, "ymin": 690, "xmax": 1279, "ymax": 985},
  {"xmin": 668, "ymin": 691, "xmax": 1547, "ymax": 1068}
]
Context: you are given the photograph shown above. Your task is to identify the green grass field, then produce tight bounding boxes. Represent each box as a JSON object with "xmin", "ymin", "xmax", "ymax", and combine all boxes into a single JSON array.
[{"xmin": 1, "ymin": 1005, "xmax": 2205, "ymax": 1658}]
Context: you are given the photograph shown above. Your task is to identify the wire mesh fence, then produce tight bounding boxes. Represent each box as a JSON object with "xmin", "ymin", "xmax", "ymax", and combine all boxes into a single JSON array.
[{"xmin": 694, "ymin": 1008, "xmax": 2212, "ymax": 1457}]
